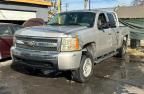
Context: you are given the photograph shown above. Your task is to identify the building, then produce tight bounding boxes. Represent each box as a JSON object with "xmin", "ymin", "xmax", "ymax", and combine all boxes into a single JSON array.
[
  {"xmin": 115, "ymin": 6, "xmax": 144, "ymax": 47},
  {"xmin": 115, "ymin": 6, "xmax": 144, "ymax": 18},
  {"xmin": 0, "ymin": 0, "xmax": 52, "ymax": 24}
]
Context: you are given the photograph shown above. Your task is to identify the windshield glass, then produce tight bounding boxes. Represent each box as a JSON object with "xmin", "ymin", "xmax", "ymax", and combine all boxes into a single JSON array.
[{"xmin": 48, "ymin": 12, "xmax": 96, "ymax": 27}]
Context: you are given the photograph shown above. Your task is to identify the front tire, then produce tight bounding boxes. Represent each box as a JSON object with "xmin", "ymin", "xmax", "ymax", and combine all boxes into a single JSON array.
[{"xmin": 72, "ymin": 53, "xmax": 94, "ymax": 83}]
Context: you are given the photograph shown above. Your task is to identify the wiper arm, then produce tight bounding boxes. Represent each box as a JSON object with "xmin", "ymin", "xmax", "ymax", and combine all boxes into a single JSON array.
[
  {"xmin": 65, "ymin": 23, "xmax": 81, "ymax": 26},
  {"xmin": 48, "ymin": 23, "xmax": 61, "ymax": 25}
]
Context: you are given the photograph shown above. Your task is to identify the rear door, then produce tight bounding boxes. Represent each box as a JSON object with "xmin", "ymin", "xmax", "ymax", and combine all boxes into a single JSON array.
[
  {"xmin": 96, "ymin": 13, "xmax": 113, "ymax": 56},
  {"xmin": 0, "ymin": 25, "xmax": 13, "ymax": 58}
]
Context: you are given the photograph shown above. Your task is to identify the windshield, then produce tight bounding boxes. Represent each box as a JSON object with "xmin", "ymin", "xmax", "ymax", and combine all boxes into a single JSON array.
[{"xmin": 48, "ymin": 12, "xmax": 96, "ymax": 27}]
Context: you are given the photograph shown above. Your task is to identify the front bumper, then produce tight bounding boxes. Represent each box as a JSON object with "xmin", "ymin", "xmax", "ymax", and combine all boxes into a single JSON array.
[{"xmin": 11, "ymin": 47, "xmax": 82, "ymax": 70}]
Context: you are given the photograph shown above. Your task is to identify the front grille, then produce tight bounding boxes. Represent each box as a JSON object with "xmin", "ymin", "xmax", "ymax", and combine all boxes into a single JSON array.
[{"xmin": 16, "ymin": 37, "xmax": 58, "ymax": 51}]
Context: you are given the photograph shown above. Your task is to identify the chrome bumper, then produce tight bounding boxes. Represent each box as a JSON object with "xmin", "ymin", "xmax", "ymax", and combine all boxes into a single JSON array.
[{"xmin": 11, "ymin": 47, "xmax": 82, "ymax": 70}]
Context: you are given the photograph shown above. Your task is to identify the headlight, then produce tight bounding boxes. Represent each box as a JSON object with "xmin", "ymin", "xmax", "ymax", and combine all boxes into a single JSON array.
[
  {"xmin": 16, "ymin": 39, "xmax": 24, "ymax": 45},
  {"xmin": 61, "ymin": 37, "xmax": 80, "ymax": 51},
  {"xmin": 13, "ymin": 37, "xmax": 24, "ymax": 47}
]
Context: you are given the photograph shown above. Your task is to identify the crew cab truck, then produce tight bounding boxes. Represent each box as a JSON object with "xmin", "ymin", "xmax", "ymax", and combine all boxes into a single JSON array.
[{"xmin": 11, "ymin": 10, "xmax": 129, "ymax": 83}]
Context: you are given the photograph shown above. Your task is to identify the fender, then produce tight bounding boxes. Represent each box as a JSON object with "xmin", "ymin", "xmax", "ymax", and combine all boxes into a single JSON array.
[{"xmin": 81, "ymin": 42, "xmax": 96, "ymax": 59}]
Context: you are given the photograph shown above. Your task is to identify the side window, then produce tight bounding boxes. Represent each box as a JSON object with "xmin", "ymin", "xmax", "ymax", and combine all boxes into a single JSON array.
[
  {"xmin": 0, "ymin": 26, "xmax": 12, "ymax": 36},
  {"xmin": 97, "ymin": 13, "xmax": 109, "ymax": 30},
  {"xmin": 107, "ymin": 13, "xmax": 116, "ymax": 28}
]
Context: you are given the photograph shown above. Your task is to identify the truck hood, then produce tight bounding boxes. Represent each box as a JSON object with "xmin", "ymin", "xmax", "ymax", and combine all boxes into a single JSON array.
[{"xmin": 15, "ymin": 25, "xmax": 88, "ymax": 37}]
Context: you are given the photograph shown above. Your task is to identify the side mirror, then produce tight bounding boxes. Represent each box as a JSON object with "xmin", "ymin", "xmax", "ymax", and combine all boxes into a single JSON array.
[
  {"xmin": 98, "ymin": 22, "xmax": 110, "ymax": 30},
  {"xmin": 109, "ymin": 22, "xmax": 116, "ymax": 28},
  {"xmin": 104, "ymin": 22, "xmax": 110, "ymax": 29}
]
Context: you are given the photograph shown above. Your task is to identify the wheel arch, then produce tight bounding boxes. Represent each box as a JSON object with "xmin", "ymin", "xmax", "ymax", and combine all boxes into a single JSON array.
[{"xmin": 81, "ymin": 42, "xmax": 96, "ymax": 59}]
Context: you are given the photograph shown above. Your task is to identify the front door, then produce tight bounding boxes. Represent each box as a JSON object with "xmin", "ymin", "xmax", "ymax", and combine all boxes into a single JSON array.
[{"xmin": 96, "ymin": 13, "xmax": 113, "ymax": 56}]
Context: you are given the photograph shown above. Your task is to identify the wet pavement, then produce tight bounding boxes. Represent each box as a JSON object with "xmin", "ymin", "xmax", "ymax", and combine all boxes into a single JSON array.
[{"xmin": 0, "ymin": 55, "xmax": 144, "ymax": 94}]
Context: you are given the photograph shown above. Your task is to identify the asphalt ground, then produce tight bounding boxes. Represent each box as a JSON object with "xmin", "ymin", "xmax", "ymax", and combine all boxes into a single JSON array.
[{"xmin": 0, "ymin": 55, "xmax": 144, "ymax": 94}]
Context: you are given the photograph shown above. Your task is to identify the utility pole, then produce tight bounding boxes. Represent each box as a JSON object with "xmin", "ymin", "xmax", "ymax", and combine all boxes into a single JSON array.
[
  {"xmin": 84, "ymin": 0, "xmax": 91, "ymax": 10},
  {"xmin": 58, "ymin": 0, "xmax": 61, "ymax": 24},
  {"xmin": 84, "ymin": 0, "xmax": 88, "ymax": 9},
  {"xmin": 58, "ymin": 0, "xmax": 61, "ymax": 13},
  {"xmin": 65, "ymin": 3, "xmax": 69, "ymax": 12},
  {"xmin": 89, "ymin": 0, "xmax": 91, "ymax": 10}
]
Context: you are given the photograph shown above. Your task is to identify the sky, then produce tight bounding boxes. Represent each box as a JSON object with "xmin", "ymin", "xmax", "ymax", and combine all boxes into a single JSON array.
[{"xmin": 62, "ymin": 0, "xmax": 134, "ymax": 11}]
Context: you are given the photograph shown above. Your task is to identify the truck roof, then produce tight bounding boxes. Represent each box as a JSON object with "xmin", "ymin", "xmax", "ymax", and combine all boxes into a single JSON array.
[{"xmin": 62, "ymin": 9, "xmax": 114, "ymax": 14}]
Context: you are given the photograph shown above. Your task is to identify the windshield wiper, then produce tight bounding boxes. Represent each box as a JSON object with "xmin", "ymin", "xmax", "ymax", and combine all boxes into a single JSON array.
[
  {"xmin": 48, "ymin": 23, "xmax": 63, "ymax": 25},
  {"xmin": 66, "ymin": 23, "xmax": 91, "ymax": 27},
  {"xmin": 68, "ymin": 23, "xmax": 79, "ymax": 25}
]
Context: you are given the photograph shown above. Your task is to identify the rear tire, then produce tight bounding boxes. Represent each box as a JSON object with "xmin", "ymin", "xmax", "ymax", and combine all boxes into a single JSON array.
[
  {"xmin": 72, "ymin": 53, "xmax": 94, "ymax": 83},
  {"xmin": 116, "ymin": 41, "xmax": 127, "ymax": 58}
]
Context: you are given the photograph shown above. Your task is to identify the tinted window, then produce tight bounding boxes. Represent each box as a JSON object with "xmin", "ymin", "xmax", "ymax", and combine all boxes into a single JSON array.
[
  {"xmin": 48, "ymin": 12, "xmax": 96, "ymax": 27},
  {"xmin": 107, "ymin": 13, "xmax": 116, "ymax": 28},
  {"xmin": 97, "ymin": 13, "xmax": 108, "ymax": 29},
  {"xmin": 0, "ymin": 26, "xmax": 12, "ymax": 36}
]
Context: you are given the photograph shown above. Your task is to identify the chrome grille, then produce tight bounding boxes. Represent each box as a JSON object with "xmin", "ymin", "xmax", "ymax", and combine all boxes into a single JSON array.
[{"xmin": 16, "ymin": 37, "xmax": 58, "ymax": 51}]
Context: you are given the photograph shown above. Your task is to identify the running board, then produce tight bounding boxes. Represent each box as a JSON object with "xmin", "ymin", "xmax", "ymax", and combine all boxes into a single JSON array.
[{"xmin": 94, "ymin": 51, "xmax": 118, "ymax": 64}]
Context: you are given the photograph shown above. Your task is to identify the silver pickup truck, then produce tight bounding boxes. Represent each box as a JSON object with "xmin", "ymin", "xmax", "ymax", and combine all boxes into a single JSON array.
[{"xmin": 11, "ymin": 10, "xmax": 129, "ymax": 83}]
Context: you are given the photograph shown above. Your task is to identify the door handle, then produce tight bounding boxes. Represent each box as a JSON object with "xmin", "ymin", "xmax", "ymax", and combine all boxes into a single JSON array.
[{"xmin": 108, "ymin": 33, "xmax": 112, "ymax": 35}]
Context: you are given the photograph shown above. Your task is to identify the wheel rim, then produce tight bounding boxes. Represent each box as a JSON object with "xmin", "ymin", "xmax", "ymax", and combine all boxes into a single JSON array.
[{"xmin": 83, "ymin": 58, "xmax": 92, "ymax": 77}]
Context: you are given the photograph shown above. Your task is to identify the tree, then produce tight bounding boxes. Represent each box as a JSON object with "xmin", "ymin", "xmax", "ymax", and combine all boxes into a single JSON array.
[{"xmin": 132, "ymin": 0, "xmax": 144, "ymax": 6}]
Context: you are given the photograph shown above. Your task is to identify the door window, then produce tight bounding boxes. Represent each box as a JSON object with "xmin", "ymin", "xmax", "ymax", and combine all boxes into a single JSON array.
[
  {"xmin": 97, "ymin": 13, "xmax": 109, "ymax": 30},
  {"xmin": 0, "ymin": 26, "xmax": 12, "ymax": 36},
  {"xmin": 107, "ymin": 13, "xmax": 116, "ymax": 28}
]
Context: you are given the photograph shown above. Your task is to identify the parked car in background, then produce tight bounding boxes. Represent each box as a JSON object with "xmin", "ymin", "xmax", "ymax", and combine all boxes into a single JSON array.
[
  {"xmin": 0, "ymin": 23, "xmax": 22, "ymax": 60},
  {"xmin": 22, "ymin": 18, "xmax": 45, "ymax": 27}
]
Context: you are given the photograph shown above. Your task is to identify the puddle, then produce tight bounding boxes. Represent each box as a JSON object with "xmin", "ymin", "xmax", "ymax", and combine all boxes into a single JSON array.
[
  {"xmin": 122, "ymin": 85, "xmax": 144, "ymax": 94},
  {"xmin": 119, "ymin": 55, "xmax": 130, "ymax": 80}
]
